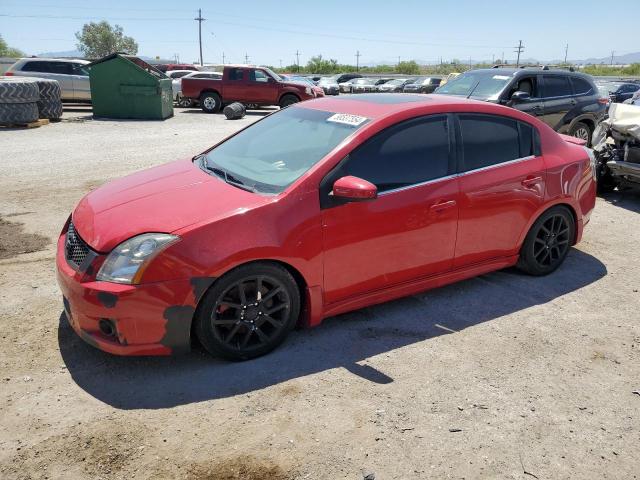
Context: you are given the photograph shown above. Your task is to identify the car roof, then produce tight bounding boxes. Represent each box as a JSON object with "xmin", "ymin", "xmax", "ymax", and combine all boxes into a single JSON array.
[
  {"xmin": 18, "ymin": 57, "xmax": 88, "ymax": 64},
  {"xmin": 297, "ymin": 93, "xmax": 512, "ymax": 119},
  {"xmin": 470, "ymin": 67, "xmax": 591, "ymax": 79}
]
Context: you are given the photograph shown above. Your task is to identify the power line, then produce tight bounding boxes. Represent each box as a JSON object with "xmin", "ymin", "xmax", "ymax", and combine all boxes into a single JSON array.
[{"xmin": 194, "ymin": 9, "xmax": 205, "ymax": 66}]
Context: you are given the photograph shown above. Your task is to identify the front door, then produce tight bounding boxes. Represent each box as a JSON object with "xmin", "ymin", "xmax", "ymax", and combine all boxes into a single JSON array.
[
  {"xmin": 245, "ymin": 69, "xmax": 278, "ymax": 104},
  {"xmin": 321, "ymin": 115, "xmax": 459, "ymax": 305},
  {"xmin": 453, "ymin": 113, "xmax": 546, "ymax": 267}
]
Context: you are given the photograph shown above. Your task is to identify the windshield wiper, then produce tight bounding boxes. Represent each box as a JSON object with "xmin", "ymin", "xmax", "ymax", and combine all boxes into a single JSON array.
[{"xmin": 200, "ymin": 157, "xmax": 257, "ymax": 193}]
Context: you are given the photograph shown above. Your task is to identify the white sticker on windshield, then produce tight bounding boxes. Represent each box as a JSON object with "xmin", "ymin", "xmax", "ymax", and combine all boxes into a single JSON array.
[
  {"xmin": 327, "ymin": 113, "xmax": 368, "ymax": 126},
  {"xmin": 492, "ymin": 75, "xmax": 510, "ymax": 80}
]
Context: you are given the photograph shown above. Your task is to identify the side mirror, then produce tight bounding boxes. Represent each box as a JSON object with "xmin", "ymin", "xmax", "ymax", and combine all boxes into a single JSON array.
[
  {"xmin": 332, "ymin": 176, "xmax": 377, "ymax": 201},
  {"xmin": 510, "ymin": 90, "xmax": 531, "ymax": 102}
]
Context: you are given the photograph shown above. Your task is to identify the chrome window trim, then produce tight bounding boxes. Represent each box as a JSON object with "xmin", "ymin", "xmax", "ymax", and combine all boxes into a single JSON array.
[
  {"xmin": 458, "ymin": 155, "xmax": 536, "ymax": 176},
  {"xmin": 378, "ymin": 173, "xmax": 459, "ymax": 196},
  {"xmin": 377, "ymin": 155, "xmax": 536, "ymax": 197}
]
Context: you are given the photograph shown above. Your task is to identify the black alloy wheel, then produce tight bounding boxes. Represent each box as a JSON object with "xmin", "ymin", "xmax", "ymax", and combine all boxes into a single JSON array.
[
  {"xmin": 517, "ymin": 206, "xmax": 575, "ymax": 276},
  {"xmin": 195, "ymin": 263, "xmax": 300, "ymax": 360}
]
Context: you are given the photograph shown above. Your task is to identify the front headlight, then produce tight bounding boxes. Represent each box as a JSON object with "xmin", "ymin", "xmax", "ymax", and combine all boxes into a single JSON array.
[{"xmin": 97, "ymin": 233, "xmax": 179, "ymax": 284}]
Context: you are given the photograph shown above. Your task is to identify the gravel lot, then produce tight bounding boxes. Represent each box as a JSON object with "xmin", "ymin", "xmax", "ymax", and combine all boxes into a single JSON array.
[{"xmin": 1, "ymin": 106, "xmax": 639, "ymax": 480}]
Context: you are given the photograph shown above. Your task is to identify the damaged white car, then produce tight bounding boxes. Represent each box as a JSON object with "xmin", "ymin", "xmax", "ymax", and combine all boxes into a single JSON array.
[{"xmin": 593, "ymin": 103, "xmax": 640, "ymax": 192}]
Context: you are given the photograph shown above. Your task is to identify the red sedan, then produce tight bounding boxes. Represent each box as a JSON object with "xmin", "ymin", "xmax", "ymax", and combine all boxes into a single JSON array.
[{"xmin": 56, "ymin": 94, "xmax": 596, "ymax": 360}]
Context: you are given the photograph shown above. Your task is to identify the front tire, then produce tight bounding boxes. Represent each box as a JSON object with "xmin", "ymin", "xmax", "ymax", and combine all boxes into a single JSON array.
[
  {"xmin": 279, "ymin": 94, "xmax": 300, "ymax": 108},
  {"xmin": 195, "ymin": 263, "xmax": 301, "ymax": 360},
  {"xmin": 517, "ymin": 206, "xmax": 575, "ymax": 276},
  {"xmin": 200, "ymin": 92, "xmax": 221, "ymax": 113}
]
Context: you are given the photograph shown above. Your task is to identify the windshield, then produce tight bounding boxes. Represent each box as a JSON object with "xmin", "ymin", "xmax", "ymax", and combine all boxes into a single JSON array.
[
  {"xmin": 291, "ymin": 76, "xmax": 313, "ymax": 85},
  {"xmin": 318, "ymin": 77, "xmax": 336, "ymax": 85},
  {"xmin": 435, "ymin": 71, "xmax": 512, "ymax": 100},
  {"xmin": 202, "ymin": 107, "xmax": 369, "ymax": 193},
  {"xmin": 385, "ymin": 79, "xmax": 405, "ymax": 86},
  {"xmin": 262, "ymin": 67, "xmax": 282, "ymax": 81}
]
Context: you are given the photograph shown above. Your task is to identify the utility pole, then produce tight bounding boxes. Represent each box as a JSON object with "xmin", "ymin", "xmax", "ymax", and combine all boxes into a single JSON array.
[
  {"xmin": 355, "ymin": 50, "xmax": 361, "ymax": 72},
  {"xmin": 295, "ymin": 50, "xmax": 300, "ymax": 72},
  {"xmin": 222, "ymin": 52, "xmax": 225, "ymax": 64},
  {"xmin": 244, "ymin": 53, "xmax": 249, "ymax": 64},
  {"xmin": 564, "ymin": 44, "xmax": 569, "ymax": 64},
  {"xmin": 279, "ymin": 59, "xmax": 283, "ymax": 69},
  {"xmin": 514, "ymin": 40, "xmax": 524, "ymax": 68},
  {"xmin": 502, "ymin": 51, "xmax": 505, "ymax": 64},
  {"xmin": 492, "ymin": 53, "xmax": 495, "ymax": 64},
  {"xmin": 610, "ymin": 50, "xmax": 615, "ymax": 65},
  {"xmin": 194, "ymin": 9, "xmax": 205, "ymax": 66},
  {"xmin": 397, "ymin": 55, "xmax": 401, "ymax": 66}
]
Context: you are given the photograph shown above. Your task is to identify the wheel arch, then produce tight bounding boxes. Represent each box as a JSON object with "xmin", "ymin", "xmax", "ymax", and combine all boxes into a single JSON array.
[
  {"xmin": 278, "ymin": 92, "xmax": 301, "ymax": 104},
  {"xmin": 189, "ymin": 259, "xmax": 311, "ymax": 345},
  {"xmin": 199, "ymin": 88, "xmax": 222, "ymax": 100},
  {"xmin": 518, "ymin": 201, "xmax": 580, "ymax": 251}
]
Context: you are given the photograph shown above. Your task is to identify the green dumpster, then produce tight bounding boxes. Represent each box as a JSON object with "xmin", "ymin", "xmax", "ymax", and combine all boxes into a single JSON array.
[{"xmin": 87, "ymin": 53, "xmax": 173, "ymax": 120}]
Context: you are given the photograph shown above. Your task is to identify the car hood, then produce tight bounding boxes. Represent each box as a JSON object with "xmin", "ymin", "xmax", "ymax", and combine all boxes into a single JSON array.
[{"xmin": 73, "ymin": 159, "xmax": 269, "ymax": 252}]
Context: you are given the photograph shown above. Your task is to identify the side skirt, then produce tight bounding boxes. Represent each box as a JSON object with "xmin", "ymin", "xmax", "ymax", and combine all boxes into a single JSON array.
[{"xmin": 322, "ymin": 255, "xmax": 520, "ymax": 319}]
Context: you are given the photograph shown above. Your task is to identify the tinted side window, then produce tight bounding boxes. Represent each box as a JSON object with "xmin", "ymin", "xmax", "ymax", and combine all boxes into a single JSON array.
[
  {"xmin": 570, "ymin": 77, "xmax": 593, "ymax": 95},
  {"xmin": 345, "ymin": 116, "xmax": 451, "ymax": 192},
  {"xmin": 22, "ymin": 61, "xmax": 50, "ymax": 73},
  {"xmin": 250, "ymin": 70, "xmax": 269, "ymax": 82},
  {"xmin": 543, "ymin": 75, "xmax": 572, "ymax": 98},
  {"xmin": 228, "ymin": 68, "xmax": 244, "ymax": 81},
  {"xmin": 459, "ymin": 115, "xmax": 520, "ymax": 171}
]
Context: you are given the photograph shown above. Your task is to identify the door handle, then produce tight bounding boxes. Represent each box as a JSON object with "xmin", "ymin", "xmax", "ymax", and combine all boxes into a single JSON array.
[
  {"xmin": 521, "ymin": 176, "xmax": 543, "ymax": 188},
  {"xmin": 430, "ymin": 200, "xmax": 457, "ymax": 212}
]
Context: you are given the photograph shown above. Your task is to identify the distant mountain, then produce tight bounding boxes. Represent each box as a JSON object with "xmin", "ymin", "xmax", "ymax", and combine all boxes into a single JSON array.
[{"xmin": 37, "ymin": 49, "xmax": 83, "ymax": 58}]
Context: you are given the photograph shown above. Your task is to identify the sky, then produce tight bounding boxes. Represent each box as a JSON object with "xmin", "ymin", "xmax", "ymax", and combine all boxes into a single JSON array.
[{"xmin": 1, "ymin": 0, "xmax": 638, "ymax": 66}]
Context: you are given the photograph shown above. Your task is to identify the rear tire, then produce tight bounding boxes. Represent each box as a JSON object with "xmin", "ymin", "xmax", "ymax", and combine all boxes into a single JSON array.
[
  {"xmin": 195, "ymin": 263, "xmax": 301, "ymax": 361},
  {"xmin": 200, "ymin": 92, "xmax": 221, "ymax": 113},
  {"xmin": 177, "ymin": 95, "xmax": 194, "ymax": 108},
  {"xmin": 279, "ymin": 94, "xmax": 300, "ymax": 108},
  {"xmin": 569, "ymin": 121, "xmax": 592, "ymax": 146},
  {"xmin": 517, "ymin": 206, "xmax": 575, "ymax": 276}
]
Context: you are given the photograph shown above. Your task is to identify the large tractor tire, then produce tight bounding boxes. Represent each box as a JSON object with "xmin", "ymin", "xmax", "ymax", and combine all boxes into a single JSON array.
[
  {"xmin": 32, "ymin": 78, "xmax": 63, "ymax": 120},
  {"xmin": 223, "ymin": 102, "xmax": 246, "ymax": 120},
  {"xmin": 0, "ymin": 103, "xmax": 39, "ymax": 126}
]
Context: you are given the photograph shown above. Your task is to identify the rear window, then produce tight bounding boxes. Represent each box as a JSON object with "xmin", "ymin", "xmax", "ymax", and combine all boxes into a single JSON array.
[
  {"xmin": 543, "ymin": 75, "xmax": 572, "ymax": 98},
  {"xmin": 21, "ymin": 61, "xmax": 50, "ymax": 73},
  {"xmin": 459, "ymin": 115, "xmax": 521, "ymax": 171},
  {"xmin": 228, "ymin": 68, "xmax": 244, "ymax": 81},
  {"xmin": 570, "ymin": 77, "xmax": 593, "ymax": 95}
]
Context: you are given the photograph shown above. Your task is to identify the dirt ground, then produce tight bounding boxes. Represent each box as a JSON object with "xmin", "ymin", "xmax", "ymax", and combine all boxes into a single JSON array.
[{"xmin": 1, "ymin": 106, "xmax": 639, "ymax": 480}]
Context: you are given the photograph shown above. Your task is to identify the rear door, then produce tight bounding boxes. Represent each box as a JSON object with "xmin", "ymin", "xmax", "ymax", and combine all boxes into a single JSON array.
[
  {"xmin": 70, "ymin": 63, "xmax": 91, "ymax": 101},
  {"xmin": 453, "ymin": 113, "xmax": 546, "ymax": 267},
  {"xmin": 223, "ymin": 67, "xmax": 248, "ymax": 102},
  {"xmin": 321, "ymin": 115, "xmax": 459, "ymax": 304},
  {"xmin": 541, "ymin": 74, "xmax": 574, "ymax": 129}
]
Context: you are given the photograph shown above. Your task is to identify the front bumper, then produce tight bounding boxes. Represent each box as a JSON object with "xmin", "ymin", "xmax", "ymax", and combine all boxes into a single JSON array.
[
  {"xmin": 607, "ymin": 160, "xmax": 640, "ymax": 183},
  {"xmin": 56, "ymin": 231, "xmax": 202, "ymax": 356}
]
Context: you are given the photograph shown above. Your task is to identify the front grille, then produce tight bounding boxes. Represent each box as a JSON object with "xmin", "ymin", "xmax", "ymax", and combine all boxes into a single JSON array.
[{"xmin": 65, "ymin": 221, "xmax": 91, "ymax": 269}]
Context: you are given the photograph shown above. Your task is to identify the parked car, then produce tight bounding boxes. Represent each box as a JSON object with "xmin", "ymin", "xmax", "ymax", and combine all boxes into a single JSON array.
[
  {"xmin": 403, "ymin": 76, "xmax": 442, "ymax": 93},
  {"xmin": 57, "ymin": 93, "xmax": 596, "ymax": 360},
  {"xmin": 4, "ymin": 57, "xmax": 91, "ymax": 102},
  {"xmin": 334, "ymin": 73, "xmax": 362, "ymax": 84},
  {"xmin": 317, "ymin": 76, "xmax": 340, "ymax": 95},
  {"xmin": 181, "ymin": 65, "xmax": 317, "ymax": 113},
  {"xmin": 374, "ymin": 78, "xmax": 393, "ymax": 86},
  {"xmin": 623, "ymin": 89, "xmax": 640, "ymax": 105},
  {"xmin": 173, "ymin": 71, "xmax": 222, "ymax": 107},
  {"xmin": 593, "ymin": 102, "xmax": 640, "ymax": 192},
  {"xmin": 280, "ymin": 75, "xmax": 325, "ymax": 97},
  {"xmin": 350, "ymin": 78, "xmax": 378, "ymax": 93},
  {"xmin": 155, "ymin": 64, "xmax": 198, "ymax": 73},
  {"xmin": 440, "ymin": 72, "xmax": 460, "ymax": 86},
  {"xmin": 435, "ymin": 67, "xmax": 607, "ymax": 145},
  {"xmin": 376, "ymin": 78, "xmax": 413, "ymax": 92},
  {"xmin": 595, "ymin": 81, "xmax": 640, "ymax": 104}
]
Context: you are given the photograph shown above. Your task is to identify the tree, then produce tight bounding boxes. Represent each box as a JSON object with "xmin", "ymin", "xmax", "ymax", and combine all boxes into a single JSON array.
[
  {"xmin": 75, "ymin": 21, "xmax": 138, "ymax": 59},
  {"xmin": 396, "ymin": 60, "xmax": 420, "ymax": 75},
  {"xmin": 306, "ymin": 55, "xmax": 339, "ymax": 74},
  {"xmin": 0, "ymin": 34, "xmax": 25, "ymax": 57}
]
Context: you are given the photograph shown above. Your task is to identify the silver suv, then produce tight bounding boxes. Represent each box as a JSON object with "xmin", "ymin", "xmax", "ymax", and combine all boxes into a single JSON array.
[{"xmin": 5, "ymin": 58, "xmax": 91, "ymax": 102}]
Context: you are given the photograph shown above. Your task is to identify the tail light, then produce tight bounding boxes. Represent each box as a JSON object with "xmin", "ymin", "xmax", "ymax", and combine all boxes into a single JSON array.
[
  {"xmin": 597, "ymin": 97, "xmax": 609, "ymax": 105},
  {"xmin": 4, "ymin": 72, "xmax": 14, "ymax": 76}
]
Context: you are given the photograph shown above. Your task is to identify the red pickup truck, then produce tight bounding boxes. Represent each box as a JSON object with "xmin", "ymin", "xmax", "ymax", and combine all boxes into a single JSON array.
[{"xmin": 181, "ymin": 65, "xmax": 319, "ymax": 113}]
